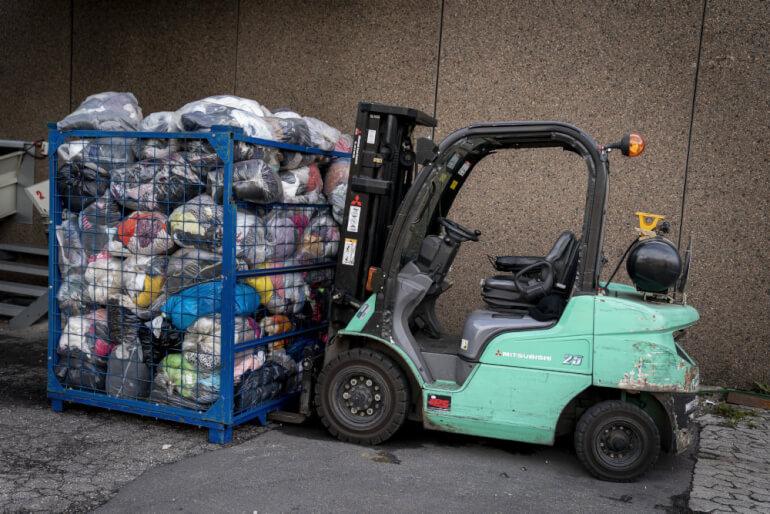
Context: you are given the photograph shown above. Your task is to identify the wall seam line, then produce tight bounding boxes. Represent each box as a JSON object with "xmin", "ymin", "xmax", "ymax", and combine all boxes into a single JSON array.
[
  {"xmin": 233, "ymin": 0, "xmax": 241, "ymax": 94},
  {"xmin": 431, "ymin": 0, "xmax": 445, "ymax": 139},
  {"xmin": 69, "ymin": 0, "xmax": 74, "ymax": 110},
  {"xmin": 678, "ymin": 0, "xmax": 709, "ymax": 248}
]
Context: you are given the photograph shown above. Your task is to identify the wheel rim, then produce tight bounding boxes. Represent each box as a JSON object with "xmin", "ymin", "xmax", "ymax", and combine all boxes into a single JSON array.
[
  {"xmin": 592, "ymin": 418, "xmax": 645, "ymax": 470},
  {"xmin": 329, "ymin": 365, "xmax": 390, "ymax": 431}
]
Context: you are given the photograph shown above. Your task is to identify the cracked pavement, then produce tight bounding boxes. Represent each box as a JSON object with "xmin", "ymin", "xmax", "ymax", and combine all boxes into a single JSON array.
[
  {"xmin": 689, "ymin": 410, "xmax": 770, "ymax": 513},
  {"xmin": 0, "ymin": 324, "xmax": 270, "ymax": 512}
]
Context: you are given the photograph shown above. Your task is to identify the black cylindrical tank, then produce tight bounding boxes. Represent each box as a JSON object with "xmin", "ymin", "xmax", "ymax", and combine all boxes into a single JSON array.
[{"xmin": 626, "ymin": 237, "xmax": 682, "ymax": 293}]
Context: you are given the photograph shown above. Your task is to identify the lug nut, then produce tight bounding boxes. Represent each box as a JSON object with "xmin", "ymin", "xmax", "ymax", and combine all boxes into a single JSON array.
[
  {"xmin": 351, "ymin": 379, "xmax": 357, "ymax": 386},
  {"xmin": 366, "ymin": 408, "xmax": 373, "ymax": 415},
  {"xmin": 374, "ymin": 394, "xmax": 381, "ymax": 401},
  {"xmin": 343, "ymin": 392, "xmax": 350, "ymax": 399},
  {"xmin": 365, "ymin": 379, "xmax": 372, "ymax": 387},
  {"xmin": 351, "ymin": 407, "xmax": 357, "ymax": 414}
]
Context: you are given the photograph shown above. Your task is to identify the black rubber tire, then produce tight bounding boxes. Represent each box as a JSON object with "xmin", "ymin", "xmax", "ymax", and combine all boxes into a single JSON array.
[
  {"xmin": 574, "ymin": 400, "xmax": 660, "ymax": 482},
  {"xmin": 315, "ymin": 348, "xmax": 409, "ymax": 445}
]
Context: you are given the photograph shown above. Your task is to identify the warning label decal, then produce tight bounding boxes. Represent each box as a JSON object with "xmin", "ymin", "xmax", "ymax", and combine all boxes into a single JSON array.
[
  {"xmin": 342, "ymin": 238, "xmax": 357, "ymax": 266},
  {"xmin": 347, "ymin": 205, "xmax": 361, "ymax": 233}
]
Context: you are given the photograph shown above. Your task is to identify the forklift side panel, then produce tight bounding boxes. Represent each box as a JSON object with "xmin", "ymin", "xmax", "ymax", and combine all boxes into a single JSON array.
[
  {"xmin": 478, "ymin": 296, "xmax": 594, "ymax": 374},
  {"xmin": 422, "ymin": 366, "xmax": 591, "ymax": 445}
]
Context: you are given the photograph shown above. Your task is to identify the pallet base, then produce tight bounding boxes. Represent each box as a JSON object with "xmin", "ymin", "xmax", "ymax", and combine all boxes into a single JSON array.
[{"xmin": 47, "ymin": 389, "xmax": 301, "ymax": 444}]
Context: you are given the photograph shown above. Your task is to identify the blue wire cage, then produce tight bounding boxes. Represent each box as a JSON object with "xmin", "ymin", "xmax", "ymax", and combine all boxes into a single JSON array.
[{"xmin": 47, "ymin": 124, "xmax": 350, "ymax": 443}]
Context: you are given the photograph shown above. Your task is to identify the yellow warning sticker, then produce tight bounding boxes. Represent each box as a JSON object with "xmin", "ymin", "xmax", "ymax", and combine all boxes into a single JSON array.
[{"xmin": 449, "ymin": 180, "xmax": 459, "ymax": 190}]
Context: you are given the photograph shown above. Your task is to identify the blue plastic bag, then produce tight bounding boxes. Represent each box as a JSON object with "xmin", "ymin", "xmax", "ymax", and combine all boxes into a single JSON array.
[{"xmin": 161, "ymin": 282, "xmax": 260, "ymax": 331}]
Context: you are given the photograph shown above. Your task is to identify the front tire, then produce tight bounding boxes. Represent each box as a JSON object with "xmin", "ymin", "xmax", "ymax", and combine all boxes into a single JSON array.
[
  {"xmin": 315, "ymin": 348, "xmax": 409, "ymax": 445},
  {"xmin": 574, "ymin": 400, "xmax": 660, "ymax": 482}
]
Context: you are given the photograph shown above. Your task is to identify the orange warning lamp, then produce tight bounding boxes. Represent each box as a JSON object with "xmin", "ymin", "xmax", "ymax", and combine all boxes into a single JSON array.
[
  {"xmin": 625, "ymin": 133, "xmax": 646, "ymax": 157},
  {"xmin": 606, "ymin": 132, "xmax": 646, "ymax": 157}
]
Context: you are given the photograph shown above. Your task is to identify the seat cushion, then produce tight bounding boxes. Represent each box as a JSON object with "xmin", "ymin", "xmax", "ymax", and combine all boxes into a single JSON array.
[{"xmin": 458, "ymin": 309, "xmax": 554, "ymax": 361}]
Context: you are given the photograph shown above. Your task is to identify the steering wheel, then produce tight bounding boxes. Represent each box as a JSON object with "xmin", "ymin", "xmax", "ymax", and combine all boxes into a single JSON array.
[{"xmin": 438, "ymin": 217, "xmax": 481, "ymax": 242}]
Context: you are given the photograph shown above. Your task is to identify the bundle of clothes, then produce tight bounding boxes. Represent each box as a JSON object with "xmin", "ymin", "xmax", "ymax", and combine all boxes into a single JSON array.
[{"xmin": 54, "ymin": 92, "xmax": 345, "ymax": 409}]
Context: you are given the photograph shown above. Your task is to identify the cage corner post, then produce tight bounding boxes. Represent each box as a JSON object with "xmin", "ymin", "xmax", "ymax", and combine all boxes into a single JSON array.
[
  {"xmin": 210, "ymin": 125, "xmax": 237, "ymax": 443},
  {"xmin": 46, "ymin": 122, "xmax": 65, "ymax": 410}
]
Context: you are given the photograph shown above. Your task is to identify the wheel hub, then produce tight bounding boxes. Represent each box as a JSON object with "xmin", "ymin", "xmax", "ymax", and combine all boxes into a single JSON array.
[
  {"xmin": 339, "ymin": 375, "xmax": 382, "ymax": 418},
  {"xmin": 598, "ymin": 423, "xmax": 638, "ymax": 460},
  {"xmin": 607, "ymin": 430, "xmax": 630, "ymax": 452}
]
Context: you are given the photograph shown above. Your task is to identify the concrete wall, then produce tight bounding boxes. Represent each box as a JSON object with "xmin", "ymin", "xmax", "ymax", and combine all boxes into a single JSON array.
[{"xmin": 0, "ymin": 0, "xmax": 766, "ymax": 387}]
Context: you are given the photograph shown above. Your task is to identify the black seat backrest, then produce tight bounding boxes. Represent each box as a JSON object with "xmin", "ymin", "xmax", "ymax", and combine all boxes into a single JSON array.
[{"xmin": 545, "ymin": 231, "xmax": 578, "ymax": 291}]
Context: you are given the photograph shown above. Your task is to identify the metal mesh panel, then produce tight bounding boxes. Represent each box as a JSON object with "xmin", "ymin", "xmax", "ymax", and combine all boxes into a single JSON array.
[{"xmin": 48, "ymin": 126, "xmax": 347, "ymax": 442}]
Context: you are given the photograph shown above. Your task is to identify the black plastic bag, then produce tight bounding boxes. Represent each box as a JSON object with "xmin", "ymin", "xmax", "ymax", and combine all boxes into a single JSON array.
[
  {"xmin": 55, "ymin": 348, "xmax": 106, "ymax": 391},
  {"xmin": 57, "ymin": 161, "xmax": 111, "ymax": 212},
  {"xmin": 106, "ymin": 344, "xmax": 151, "ymax": 399},
  {"xmin": 236, "ymin": 361, "xmax": 290, "ymax": 409}
]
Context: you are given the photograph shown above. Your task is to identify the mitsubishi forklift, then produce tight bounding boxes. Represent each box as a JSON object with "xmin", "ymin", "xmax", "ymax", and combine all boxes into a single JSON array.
[{"xmin": 313, "ymin": 103, "xmax": 699, "ymax": 482}]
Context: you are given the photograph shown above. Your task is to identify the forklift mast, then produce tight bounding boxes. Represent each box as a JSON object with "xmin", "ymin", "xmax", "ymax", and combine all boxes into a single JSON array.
[{"xmin": 332, "ymin": 102, "xmax": 436, "ymax": 327}]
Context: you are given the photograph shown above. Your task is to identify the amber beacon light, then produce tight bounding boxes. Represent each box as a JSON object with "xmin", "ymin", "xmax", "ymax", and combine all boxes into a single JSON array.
[{"xmin": 605, "ymin": 132, "xmax": 646, "ymax": 157}]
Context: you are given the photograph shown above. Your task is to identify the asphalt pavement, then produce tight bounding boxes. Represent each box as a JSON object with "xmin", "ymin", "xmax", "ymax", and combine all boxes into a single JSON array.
[
  {"xmin": 1, "ymin": 325, "xmax": 695, "ymax": 513},
  {"xmin": 99, "ymin": 422, "xmax": 695, "ymax": 513}
]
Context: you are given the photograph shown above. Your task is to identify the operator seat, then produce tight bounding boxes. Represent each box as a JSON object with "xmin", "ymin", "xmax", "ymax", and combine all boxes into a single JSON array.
[{"xmin": 480, "ymin": 231, "xmax": 578, "ymax": 310}]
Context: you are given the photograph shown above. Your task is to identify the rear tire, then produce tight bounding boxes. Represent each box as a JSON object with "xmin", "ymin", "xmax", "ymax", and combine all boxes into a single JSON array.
[
  {"xmin": 574, "ymin": 400, "xmax": 660, "ymax": 482},
  {"xmin": 315, "ymin": 348, "xmax": 409, "ymax": 445}
]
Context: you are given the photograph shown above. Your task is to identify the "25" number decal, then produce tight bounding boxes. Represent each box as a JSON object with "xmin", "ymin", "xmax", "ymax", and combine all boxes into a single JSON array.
[{"xmin": 563, "ymin": 354, "xmax": 584, "ymax": 366}]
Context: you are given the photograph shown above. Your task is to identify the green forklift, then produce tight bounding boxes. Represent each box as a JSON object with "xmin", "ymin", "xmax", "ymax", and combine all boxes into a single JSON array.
[{"xmin": 313, "ymin": 103, "xmax": 698, "ymax": 482}]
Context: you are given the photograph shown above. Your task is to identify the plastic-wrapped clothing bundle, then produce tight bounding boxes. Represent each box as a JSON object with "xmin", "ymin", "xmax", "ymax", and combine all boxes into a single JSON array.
[
  {"xmin": 237, "ymin": 361, "xmax": 292, "ymax": 409},
  {"xmin": 176, "ymin": 95, "xmax": 273, "ymax": 140},
  {"xmin": 151, "ymin": 353, "xmax": 219, "ymax": 407},
  {"xmin": 58, "ymin": 138, "xmax": 138, "ymax": 167},
  {"xmin": 181, "ymin": 315, "xmax": 258, "ymax": 372},
  {"xmin": 182, "ymin": 139, "xmax": 277, "ymax": 167},
  {"xmin": 57, "ymin": 215, "xmax": 87, "ymax": 273},
  {"xmin": 168, "ymin": 194, "xmax": 223, "ymax": 250},
  {"xmin": 236, "ymin": 210, "xmax": 267, "ymax": 267},
  {"xmin": 168, "ymin": 204, "xmax": 262, "ymax": 262},
  {"xmin": 265, "ymin": 112, "xmax": 314, "ymax": 169},
  {"xmin": 303, "ymin": 117, "xmax": 341, "ymax": 152},
  {"xmin": 84, "ymin": 253, "xmax": 125, "ymax": 305},
  {"xmin": 58, "ymin": 274, "xmax": 90, "ymax": 318},
  {"xmin": 160, "ymin": 282, "xmax": 260, "ymax": 331},
  {"xmin": 164, "ymin": 248, "xmax": 247, "ymax": 296},
  {"xmin": 121, "ymin": 255, "xmax": 168, "ymax": 310},
  {"xmin": 106, "ymin": 343, "xmax": 150, "ymax": 399},
  {"xmin": 327, "ymin": 134, "xmax": 353, "ymax": 224},
  {"xmin": 206, "ymin": 159, "xmax": 283, "ymax": 204},
  {"xmin": 139, "ymin": 111, "xmax": 181, "ymax": 159},
  {"xmin": 57, "ymin": 92, "xmax": 143, "ymax": 131},
  {"xmin": 152, "ymin": 349, "xmax": 264, "ymax": 407},
  {"xmin": 57, "ymin": 160, "xmax": 111, "ymax": 212},
  {"xmin": 262, "ymin": 209, "xmax": 300, "ymax": 261},
  {"xmin": 259, "ymin": 314, "xmax": 293, "ymax": 349},
  {"xmin": 295, "ymin": 214, "xmax": 340, "ymax": 262},
  {"xmin": 58, "ymin": 309, "xmax": 112, "ymax": 363},
  {"xmin": 234, "ymin": 350, "xmax": 266, "ymax": 383},
  {"xmin": 279, "ymin": 163, "xmax": 325, "ymax": 204},
  {"xmin": 105, "ymin": 303, "xmax": 149, "ymax": 349},
  {"xmin": 114, "ymin": 211, "xmax": 174, "ymax": 255},
  {"xmin": 55, "ymin": 348, "xmax": 106, "ymax": 391},
  {"xmin": 244, "ymin": 260, "xmax": 308, "ymax": 315},
  {"xmin": 329, "ymin": 185, "xmax": 347, "ymax": 225},
  {"xmin": 78, "ymin": 193, "xmax": 122, "ymax": 256},
  {"xmin": 110, "ymin": 158, "xmax": 204, "ymax": 213}
]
